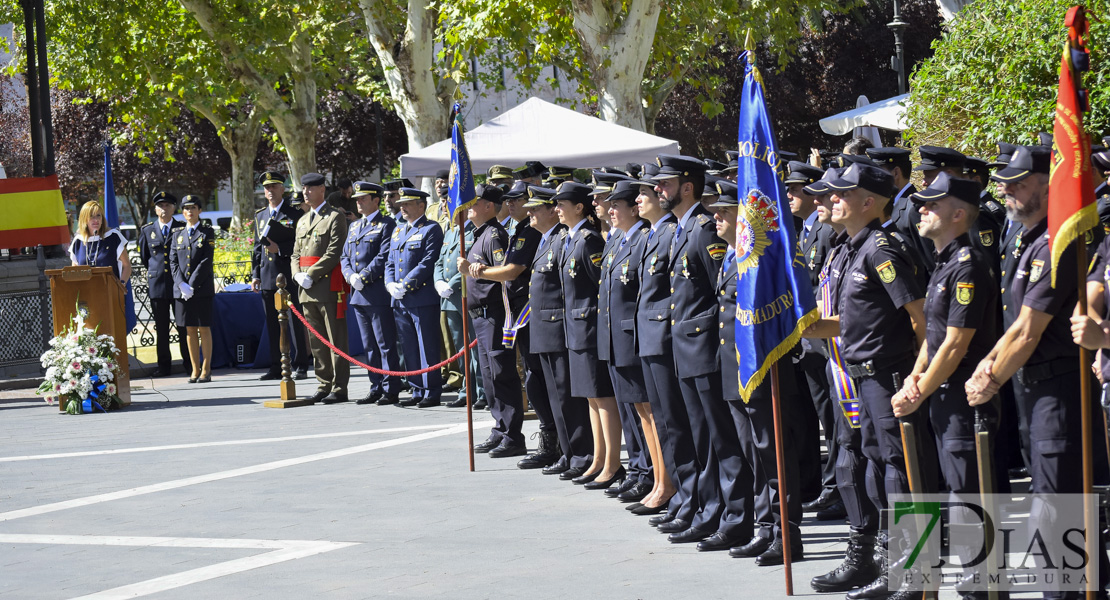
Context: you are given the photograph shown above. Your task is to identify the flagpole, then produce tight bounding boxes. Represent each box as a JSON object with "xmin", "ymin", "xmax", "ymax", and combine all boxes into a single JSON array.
[
  {"xmin": 770, "ymin": 362, "xmax": 794, "ymax": 595},
  {"xmin": 461, "ymin": 208, "xmax": 475, "ymax": 473},
  {"xmin": 1077, "ymin": 239, "xmax": 1096, "ymax": 600}
]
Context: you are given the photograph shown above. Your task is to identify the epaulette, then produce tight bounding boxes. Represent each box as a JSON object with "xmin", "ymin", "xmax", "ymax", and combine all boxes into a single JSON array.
[
  {"xmin": 694, "ymin": 213, "xmax": 712, "ymax": 226},
  {"xmin": 874, "ymin": 230, "xmax": 891, "ymax": 247},
  {"xmin": 957, "ymin": 247, "xmax": 972, "ymax": 262},
  {"xmin": 255, "ymin": 206, "xmax": 268, "ymax": 214}
]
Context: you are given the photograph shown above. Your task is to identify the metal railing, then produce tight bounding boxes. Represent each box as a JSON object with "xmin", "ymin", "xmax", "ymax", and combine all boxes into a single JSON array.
[{"xmin": 0, "ymin": 246, "xmax": 54, "ymax": 371}]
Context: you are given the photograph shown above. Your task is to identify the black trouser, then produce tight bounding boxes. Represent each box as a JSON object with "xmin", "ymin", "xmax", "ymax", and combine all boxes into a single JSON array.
[
  {"xmin": 642, "ymin": 354, "xmax": 698, "ymax": 522},
  {"xmin": 538, "ymin": 350, "xmax": 592, "ymax": 468},
  {"xmin": 513, "ymin": 309, "xmax": 553, "ymax": 433},
  {"xmin": 827, "ymin": 362, "xmax": 879, "ymax": 534},
  {"xmin": 151, "ymin": 298, "xmax": 189, "ymax": 373},
  {"xmin": 471, "ymin": 304, "xmax": 524, "ymax": 446},
  {"xmin": 798, "ymin": 352, "xmax": 838, "ymax": 495},
  {"xmin": 262, "ymin": 289, "xmax": 310, "ymax": 371}
]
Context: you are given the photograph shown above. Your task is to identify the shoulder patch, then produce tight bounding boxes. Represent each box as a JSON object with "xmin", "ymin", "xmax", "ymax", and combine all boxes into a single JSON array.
[
  {"xmin": 876, "ymin": 260, "xmax": 896, "ymax": 283},
  {"xmin": 493, "ymin": 248, "xmax": 505, "ymax": 264},
  {"xmin": 707, "ymin": 242, "xmax": 728, "ymax": 260},
  {"xmin": 956, "ymin": 282, "xmax": 974, "ymax": 305},
  {"xmin": 590, "ymin": 252, "xmax": 603, "ymax": 266},
  {"xmin": 514, "ymin": 238, "xmax": 526, "ymax": 250},
  {"xmin": 1030, "ymin": 259, "xmax": 1045, "ymax": 283}
]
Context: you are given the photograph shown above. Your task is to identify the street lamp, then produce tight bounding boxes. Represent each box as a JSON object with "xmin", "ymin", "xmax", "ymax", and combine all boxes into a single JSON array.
[{"xmin": 889, "ymin": 0, "xmax": 908, "ymax": 95}]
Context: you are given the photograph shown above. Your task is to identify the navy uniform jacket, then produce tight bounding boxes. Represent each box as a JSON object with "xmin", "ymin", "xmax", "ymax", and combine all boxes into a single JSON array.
[
  {"xmin": 599, "ymin": 221, "xmax": 648, "ymax": 367},
  {"xmin": 1000, "ymin": 221, "xmax": 1025, "ymax": 326},
  {"xmin": 139, "ymin": 220, "xmax": 185, "ymax": 300},
  {"xmin": 341, "ymin": 211, "xmax": 395, "ymax": 307},
  {"xmin": 1011, "ymin": 219, "xmax": 1081, "ymax": 367},
  {"xmin": 434, "ymin": 222, "xmax": 475, "ymax": 313},
  {"xmin": 717, "ymin": 252, "xmax": 739, "ymax": 401},
  {"xmin": 924, "ymin": 234, "xmax": 998, "ymax": 377},
  {"xmin": 385, "ymin": 215, "xmax": 443, "ymax": 309},
  {"xmin": 889, "ymin": 182, "xmax": 935, "ymax": 274},
  {"xmin": 251, "ymin": 201, "xmax": 301, "ymax": 291},
  {"xmin": 465, "ymin": 219, "xmax": 510, "ymax": 308},
  {"xmin": 560, "ymin": 222, "xmax": 605, "ymax": 352},
  {"xmin": 837, "ymin": 219, "xmax": 924, "ymax": 367},
  {"xmin": 980, "ymin": 191, "xmax": 1006, "ymax": 224},
  {"xmin": 528, "ymin": 224, "xmax": 569, "ymax": 354},
  {"xmin": 636, "ymin": 215, "xmax": 678, "ymax": 357},
  {"xmin": 505, "ymin": 221, "xmax": 542, "ymax": 306},
  {"xmin": 970, "ymin": 207, "xmax": 1003, "ymax": 277},
  {"xmin": 170, "ymin": 223, "xmax": 216, "ymax": 299},
  {"xmin": 800, "ymin": 218, "xmax": 834, "ymax": 289},
  {"xmin": 668, "ymin": 205, "xmax": 727, "ymax": 379}
]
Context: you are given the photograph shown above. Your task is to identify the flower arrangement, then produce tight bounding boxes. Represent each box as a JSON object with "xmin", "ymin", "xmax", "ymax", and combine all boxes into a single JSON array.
[{"xmin": 36, "ymin": 306, "xmax": 121, "ymax": 414}]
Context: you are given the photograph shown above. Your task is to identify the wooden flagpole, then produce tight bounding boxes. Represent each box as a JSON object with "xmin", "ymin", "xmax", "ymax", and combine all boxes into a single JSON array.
[{"xmin": 770, "ymin": 362, "xmax": 794, "ymax": 595}]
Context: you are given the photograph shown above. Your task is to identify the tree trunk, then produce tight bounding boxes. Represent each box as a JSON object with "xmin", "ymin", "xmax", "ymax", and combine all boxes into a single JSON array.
[
  {"xmin": 192, "ymin": 105, "xmax": 263, "ymax": 229},
  {"xmin": 269, "ymin": 114, "xmax": 317, "ymax": 189}
]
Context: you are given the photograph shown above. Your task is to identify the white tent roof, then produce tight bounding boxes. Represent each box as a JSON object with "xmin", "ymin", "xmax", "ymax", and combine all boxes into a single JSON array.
[
  {"xmin": 399, "ymin": 97, "xmax": 681, "ymax": 177},
  {"xmin": 819, "ymin": 93, "xmax": 910, "ymax": 136}
]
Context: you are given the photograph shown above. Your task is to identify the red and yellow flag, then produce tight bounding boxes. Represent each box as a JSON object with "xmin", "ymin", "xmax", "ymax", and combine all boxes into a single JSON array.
[
  {"xmin": 1048, "ymin": 5, "xmax": 1098, "ymax": 286},
  {"xmin": 0, "ymin": 175, "xmax": 69, "ymax": 250}
]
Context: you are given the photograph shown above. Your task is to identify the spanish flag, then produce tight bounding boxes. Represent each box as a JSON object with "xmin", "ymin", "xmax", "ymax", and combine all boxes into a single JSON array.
[
  {"xmin": 1048, "ymin": 5, "xmax": 1098, "ymax": 286},
  {"xmin": 0, "ymin": 175, "xmax": 69, "ymax": 250}
]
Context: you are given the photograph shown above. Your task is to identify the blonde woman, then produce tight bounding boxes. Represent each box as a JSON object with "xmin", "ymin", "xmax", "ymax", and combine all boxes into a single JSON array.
[{"xmin": 68, "ymin": 201, "xmax": 131, "ymax": 283}]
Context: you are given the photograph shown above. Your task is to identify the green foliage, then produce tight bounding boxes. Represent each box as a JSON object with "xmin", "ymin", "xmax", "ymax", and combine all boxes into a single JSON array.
[
  {"xmin": 215, "ymin": 224, "xmax": 255, "ymax": 261},
  {"xmin": 905, "ymin": 0, "xmax": 1110, "ymax": 155}
]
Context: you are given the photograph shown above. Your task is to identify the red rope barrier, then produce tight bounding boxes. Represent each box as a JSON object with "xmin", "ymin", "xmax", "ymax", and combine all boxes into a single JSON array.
[{"xmin": 287, "ymin": 303, "xmax": 476, "ymax": 377}]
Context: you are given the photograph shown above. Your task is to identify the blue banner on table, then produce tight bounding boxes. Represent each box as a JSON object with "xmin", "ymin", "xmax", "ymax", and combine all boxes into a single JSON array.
[
  {"xmin": 104, "ymin": 142, "xmax": 137, "ymax": 334},
  {"xmin": 448, "ymin": 103, "xmax": 477, "ymax": 223},
  {"xmin": 734, "ymin": 50, "xmax": 819, "ymax": 403}
]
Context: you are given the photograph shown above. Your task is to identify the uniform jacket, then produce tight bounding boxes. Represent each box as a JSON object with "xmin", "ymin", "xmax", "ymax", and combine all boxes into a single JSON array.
[
  {"xmin": 668, "ymin": 205, "xmax": 726, "ymax": 378},
  {"xmin": 139, "ymin": 219, "xmax": 185, "ymax": 300},
  {"xmin": 800, "ymin": 218, "xmax": 834, "ymax": 289},
  {"xmin": 291, "ymin": 202, "xmax": 349, "ymax": 305},
  {"xmin": 889, "ymin": 182, "xmax": 935, "ymax": 274},
  {"xmin": 635, "ymin": 215, "xmax": 677, "ymax": 358},
  {"xmin": 505, "ymin": 221, "xmax": 542, "ymax": 307},
  {"xmin": 385, "ymin": 215, "xmax": 444, "ymax": 309},
  {"xmin": 251, "ymin": 201, "xmax": 302, "ymax": 291},
  {"xmin": 527, "ymin": 225, "xmax": 568, "ymax": 354},
  {"xmin": 559, "ymin": 221, "xmax": 605, "ymax": 352},
  {"xmin": 170, "ymin": 223, "xmax": 216, "ymax": 299},
  {"xmin": 434, "ymin": 221, "xmax": 475, "ymax": 313},
  {"xmin": 599, "ymin": 221, "xmax": 648, "ymax": 367},
  {"xmin": 717, "ymin": 254, "xmax": 739, "ymax": 401},
  {"xmin": 341, "ymin": 211, "xmax": 395, "ymax": 307}
]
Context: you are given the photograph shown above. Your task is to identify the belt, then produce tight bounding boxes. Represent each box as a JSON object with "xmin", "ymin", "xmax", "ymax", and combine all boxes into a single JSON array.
[
  {"xmin": 843, "ymin": 356, "xmax": 906, "ymax": 380},
  {"xmin": 469, "ymin": 304, "xmax": 502, "ymax": 319},
  {"xmin": 1017, "ymin": 357, "xmax": 1079, "ymax": 386}
]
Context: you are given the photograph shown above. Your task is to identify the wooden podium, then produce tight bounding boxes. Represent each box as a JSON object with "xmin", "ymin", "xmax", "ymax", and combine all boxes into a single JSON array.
[{"xmin": 45, "ymin": 266, "xmax": 131, "ymax": 407}]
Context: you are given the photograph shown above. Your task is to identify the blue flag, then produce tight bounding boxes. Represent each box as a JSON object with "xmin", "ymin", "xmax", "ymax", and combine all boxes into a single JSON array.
[
  {"xmin": 448, "ymin": 103, "xmax": 476, "ymax": 222},
  {"xmin": 734, "ymin": 51, "xmax": 819, "ymax": 402},
  {"xmin": 104, "ymin": 142, "xmax": 137, "ymax": 333}
]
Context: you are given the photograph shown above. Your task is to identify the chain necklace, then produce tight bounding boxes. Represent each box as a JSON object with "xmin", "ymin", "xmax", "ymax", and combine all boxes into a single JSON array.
[{"xmin": 84, "ymin": 235, "xmax": 100, "ymax": 267}]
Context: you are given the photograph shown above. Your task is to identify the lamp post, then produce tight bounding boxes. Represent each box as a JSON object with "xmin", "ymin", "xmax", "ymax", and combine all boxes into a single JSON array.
[{"xmin": 889, "ymin": 0, "xmax": 908, "ymax": 95}]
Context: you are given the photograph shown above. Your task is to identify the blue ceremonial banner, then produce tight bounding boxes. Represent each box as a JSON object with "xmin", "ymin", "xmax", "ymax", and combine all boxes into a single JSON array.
[
  {"xmin": 448, "ymin": 103, "xmax": 477, "ymax": 222},
  {"xmin": 104, "ymin": 142, "xmax": 136, "ymax": 333},
  {"xmin": 734, "ymin": 51, "xmax": 819, "ymax": 403}
]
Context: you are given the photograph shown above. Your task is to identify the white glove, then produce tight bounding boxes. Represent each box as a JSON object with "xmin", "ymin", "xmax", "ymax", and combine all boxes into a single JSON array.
[
  {"xmin": 294, "ymin": 273, "xmax": 313, "ymax": 289},
  {"xmin": 179, "ymin": 282, "xmax": 193, "ymax": 299},
  {"xmin": 388, "ymin": 283, "xmax": 406, "ymax": 300},
  {"xmin": 349, "ymin": 276, "xmax": 365, "ymax": 292},
  {"xmin": 434, "ymin": 280, "xmax": 453, "ymax": 298}
]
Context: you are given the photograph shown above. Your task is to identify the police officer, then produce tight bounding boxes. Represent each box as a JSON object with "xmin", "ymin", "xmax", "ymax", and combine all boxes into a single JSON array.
[
  {"xmin": 386, "ymin": 188, "xmax": 444, "ymax": 408},
  {"xmin": 171, "ymin": 195, "xmax": 216, "ymax": 383},
  {"xmin": 513, "ymin": 161, "xmax": 546, "ymax": 186},
  {"xmin": 460, "ymin": 184, "xmax": 527, "ymax": 457},
  {"xmin": 139, "ymin": 191, "xmax": 188, "ymax": 377},
  {"xmin": 866, "ymin": 147, "xmax": 930, "ymax": 274},
  {"xmin": 291, "ymin": 173, "xmax": 351, "ymax": 404},
  {"xmin": 252, "ymin": 172, "xmax": 310, "ymax": 381},
  {"xmin": 653, "ymin": 155, "xmax": 753, "ymax": 551},
  {"xmin": 544, "ymin": 166, "xmax": 576, "ymax": 187},
  {"xmin": 341, "ymin": 182, "xmax": 402, "ymax": 406},
  {"xmin": 434, "ymin": 215, "xmax": 485, "ymax": 408},
  {"xmin": 383, "ymin": 179, "xmax": 413, "ymax": 226}
]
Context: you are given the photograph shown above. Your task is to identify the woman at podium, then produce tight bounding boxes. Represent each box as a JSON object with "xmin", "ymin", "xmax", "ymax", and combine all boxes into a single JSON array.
[
  {"xmin": 68, "ymin": 201, "xmax": 132, "ymax": 282},
  {"xmin": 170, "ymin": 195, "xmax": 216, "ymax": 383}
]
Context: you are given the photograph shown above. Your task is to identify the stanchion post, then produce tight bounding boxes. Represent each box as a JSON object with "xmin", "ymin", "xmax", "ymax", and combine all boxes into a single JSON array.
[{"xmin": 265, "ymin": 274, "xmax": 313, "ymax": 408}]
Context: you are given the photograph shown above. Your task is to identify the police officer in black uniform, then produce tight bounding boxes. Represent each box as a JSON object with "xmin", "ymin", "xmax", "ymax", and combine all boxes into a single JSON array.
[
  {"xmin": 139, "ymin": 191, "xmax": 188, "ymax": 376},
  {"xmin": 460, "ymin": 185, "xmax": 527, "ymax": 458}
]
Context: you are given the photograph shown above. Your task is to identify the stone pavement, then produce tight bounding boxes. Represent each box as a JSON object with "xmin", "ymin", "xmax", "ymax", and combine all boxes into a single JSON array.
[{"xmin": 0, "ymin": 369, "xmax": 855, "ymax": 599}]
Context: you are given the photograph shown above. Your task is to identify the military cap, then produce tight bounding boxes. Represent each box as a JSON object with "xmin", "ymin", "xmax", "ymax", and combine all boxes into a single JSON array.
[
  {"xmin": 609, "ymin": 180, "xmax": 640, "ymax": 205},
  {"xmin": 258, "ymin": 171, "xmax": 285, "ymax": 186},
  {"xmin": 827, "ymin": 163, "xmax": 895, "ymax": 198},
  {"xmin": 300, "ymin": 172, "xmax": 326, "ymax": 187},
  {"xmin": 551, "ymin": 181, "xmax": 592, "ymax": 204},
  {"xmin": 703, "ymin": 174, "xmax": 724, "ymax": 197},
  {"xmin": 708, "ymin": 180, "xmax": 740, "ymax": 208},
  {"xmin": 775, "ymin": 150, "xmax": 798, "ymax": 171},
  {"xmin": 599, "ymin": 166, "xmax": 631, "ymax": 177},
  {"xmin": 832, "ymin": 153, "xmax": 879, "ymax": 169},
  {"xmin": 653, "ymin": 154, "xmax": 707, "ymax": 180},
  {"xmin": 704, "ymin": 158, "xmax": 728, "ymax": 174},
  {"xmin": 990, "ymin": 145, "xmax": 1050, "ymax": 182},
  {"xmin": 474, "ymin": 183, "xmax": 504, "ymax": 204},
  {"xmin": 589, "ymin": 170, "xmax": 634, "ymax": 195},
  {"xmin": 152, "ymin": 191, "xmax": 178, "ymax": 206},
  {"xmin": 513, "ymin": 161, "xmax": 546, "ymax": 180},
  {"xmin": 724, "ymin": 150, "xmax": 740, "ymax": 162},
  {"xmin": 545, "ymin": 166, "xmax": 576, "ymax": 184},
  {"xmin": 290, "ymin": 190, "xmax": 304, "ymax": 206},
  {"xmin": 180, "ymin": 194, "xmax": 203, "ymax": 209},
  {"xmin": 910, "ymin": 172, "xmax": 982, "ymax": 206},
  {"xmin": 351, "ymin": 181, "xmax": 384, "ymax": 198},
  {"xmin": 1092, "ymin": 149, "xmax": 1110, "ymax": 173},
  {"xmin": 503, "ymin": 180, "xmax": 530, "ymax": 199},
  {"xmin": 523, "ymin": 185, "xmax": 557, "ymax": 208},
  {"xmin": 804, "ymin": 167, "xmax": 842, "ymax": 196},
  {"xmin": 987, "ymin": 142, "xmax": 1019, "ymax": 168},
  {"xmin": 397, "ymin": 187, "xmax": 430, "ymax": 202},
  {"xmin": 914, "ymin": 146, "xmax": 966, "ymax": 171},
  {"xmin": 783, "ymin": 161, "xmax": 825, "ymax": 185},
  {"xmin": 633, "ymin": 163, "xmax": 661, "ymax": 186},
  {"xmin": 723, "ymin": 150, "xmax": 740, "ymax": 173},
  {"xmin": 383, "ymin": 178, "xmax": 414, "ymax": 191},
  {"xmin": 625, "ymin": 163, "xmax": 643, "ymax": 179},
  {"xmin": 865, "ymin": 147, "xmax": 912, "ymax": 167},
  {"xmin": 963, "ymin": 158, "xmax": 989, "ymax": 179},
  {"xmin": 435, "ymin": 169, "xmax": 450, "ymax": 181},
  {"xmin": 1037, "ymin": 132, "xmax": 1054, "ymax": 147},
  {"xmin": 487, "ymin": 165, "xmax": 514, "ymax": 183}
]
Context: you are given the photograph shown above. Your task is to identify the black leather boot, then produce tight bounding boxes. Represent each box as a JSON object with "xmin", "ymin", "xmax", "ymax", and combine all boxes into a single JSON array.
[{"xmin": 810, "ymin": 531, "xmax": 881, "ymax": 593}]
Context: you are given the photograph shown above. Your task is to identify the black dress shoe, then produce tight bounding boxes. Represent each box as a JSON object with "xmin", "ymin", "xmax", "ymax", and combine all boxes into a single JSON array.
[
  {"xmin": 605, "ymin": 477, "xmax": 638, "ymax": 498},
  {"xmin": 802, "ymin": 488, "xmax": 841, "ymax": 512},
  {"xmin": 617, "ymin": 481, "xmax": 652, "ymax": 502},
  {"xmin": 187, "ymin": 377, "xmax": 198, "ymax": 384},
  {"xmin": 648, "ymin": 514, "xmax": 674, "ymax": 527},
  {"xmin": 473, "ymin": 398, "xmax": 488, "ymax": 410},
  {"xmin": 631, "ymin": 503, "xmax": 668, "ymax": 516},
  {"xmin": 543, "ymin": 458, "xmax": 570, "ymax": 475},
  {"xmin": 583, "ymin": 467, "xmax": 625, "ymax": 490},
  {"xmin": 197, "ymin": 376, "xmax": 212, "ymax": 383},
  {"xmin": 571, "ymin": 470, "xmax": 600, "ymax": 485},
  {"xmin": 729, "ymin": 535, "xmax": 773, "ymax": 558},
  {"xmin": 293, "ymin": 367, "xmax": 308, "ymax": 380},
  {"xmin": 308, "ymin": 390, "xmax": 330, "ymax": 403},
  {"xmin": 398, "ymin": 396, "xmax": 420, "ymax": 407},
  {"xmin": 488, "ymin": 441, "xmax": 527, "ymax": 458},
  {"xmin": 698, "ymin": 532, "xmax": 745, "ymax": 552},
  {"xmin": 321, "ymin": 392, "xmax": 348, "ymax": 404},
  {"xmin": 151, "ymin": 369, "xmax": 170, "ymax": 378},
  {"xmin": 474, "ymin": 435, "xmax": 500, "ymax": 454},
  {"xmin": 668, "ymin": 527, "xmax": 711, "ymax": 544},
  {"xmin": 356, "ymin": 390, "xmax": 382, "ymax": 405},
  {"xmin": 755, "ymin": 539, "xmax": 804, "ymax": 566},
  {"xmin": 446, "ymin": 396, "xmax": 467, "ymax": 408},
  {"xmin": 815, "ymin": 499, "xmax": 848, "ymax": 521},
  {"xmin": 625, "ymin": 503, "xmax": 643, "ymax": 512},
  {"xmin": 516, "ymin": 451, "xmax": 558, "ymax": 470},
  {"xmin": 417, "ymin": 397, "xmax": 441, "ymax": 408},
  {"xmin": 558, "ymin": 466, "xmax": 587, "ymax": 480},
  {"xmin": 656, "ymin": 518, "xmax": 690, "ymax": 534},
  {"xmin": 376, "ymin": 393, "xmax": 399, "ymax": 406},
  {"xmin": 259, "ymin": 371, "xmax": 281, "ymax": 381}
]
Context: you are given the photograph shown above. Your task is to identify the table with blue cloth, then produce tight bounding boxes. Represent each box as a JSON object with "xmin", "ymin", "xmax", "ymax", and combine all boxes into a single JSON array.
[{"xmin": 210, "ymin": 292, "xmax": 363, "ymax": 370}]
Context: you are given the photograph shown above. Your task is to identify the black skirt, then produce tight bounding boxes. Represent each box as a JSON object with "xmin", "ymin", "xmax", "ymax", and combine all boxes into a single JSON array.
[
  {"xmin": 568, "ymin": 347, "xmax": 614, "ymax": 398},
  {"xmin": 175, "ymin": 296, "xmax": 213, "ymax": 327}
]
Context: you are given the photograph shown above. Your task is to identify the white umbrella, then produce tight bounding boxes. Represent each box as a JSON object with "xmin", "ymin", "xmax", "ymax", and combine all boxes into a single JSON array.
[{"xmin": 819, "ymin": 93, "xmax": 910, "ymax": 136}]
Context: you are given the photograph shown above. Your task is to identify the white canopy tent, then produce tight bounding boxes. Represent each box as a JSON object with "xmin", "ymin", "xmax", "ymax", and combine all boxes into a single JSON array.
[
  {"xmin": 399, "ymin": 97, "xmax": 681, "ymax": 178},
  {"xmin": 819, "ymin": 93, "xmax": 910, "ymax": 136}
]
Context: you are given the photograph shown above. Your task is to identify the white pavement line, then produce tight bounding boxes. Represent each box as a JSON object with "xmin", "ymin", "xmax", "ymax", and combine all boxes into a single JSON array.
[
  {"xmin": 0, "ymin": 423, "xmax": 452, "ymax": 463},
  {"xmin": 0, "ymin": 420, "xmax": 490, "ymax": 524},
  {"xmin": 0, "ymin": 535, "xmax": 358, "ymax": 600}
]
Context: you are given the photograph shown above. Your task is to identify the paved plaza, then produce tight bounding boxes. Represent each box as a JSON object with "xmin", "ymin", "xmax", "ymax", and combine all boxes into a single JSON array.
[{"xmin": 1, "ymin": 369, "xmax": 854, "ymax": 599}]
